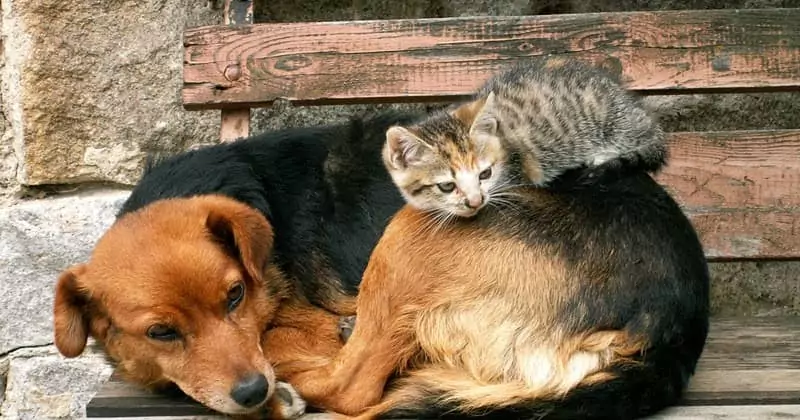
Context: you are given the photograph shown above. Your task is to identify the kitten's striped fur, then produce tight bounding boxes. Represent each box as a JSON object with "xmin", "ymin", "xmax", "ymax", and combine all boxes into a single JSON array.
[{"xmin": 383, "ymin": 57, "xmax": 667, "ymax": 218}]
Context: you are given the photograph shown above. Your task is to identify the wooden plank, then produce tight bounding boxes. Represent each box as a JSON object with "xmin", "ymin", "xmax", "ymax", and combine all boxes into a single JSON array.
[
  {"xmin": 659, "ymin": 130, "xmax": 800, "ymax": 210},
  {"xmin": 685, "ymin": 391, "xmax": 800, "ymax": 408},
  {"xmin": 652, "ymin": 129, "xmax": 800, "ymax": 260},
  {"xmin": 86, "ymin": 317, "xmax": 800, "ymax": 417},
  {"xmin": 695, "ymin": 317, "xmax": 800, "ymax": 371},
  {"xmin": 86, "ymin": 418, "xmax": 221, "ymax": 420},
  {"xmin": 86, "ymin": 405, "xmax": 800, "ymax": 420},
  {"xmin": 182, "ymin": 9, "xmax": 800, "ymax": 109},
  {"xmin": 652, "ymin": 404, "xmax": 800, "ymax": 419},
  {"xmin": 690, "ymin": 370, "xmax": 800, "ymax": 394},
  {"xmin": 89, "ymin": 417, "xmax": 221, "ymax": 420},
  {"xmin": 219, "ymin": 108, "xmax": 250, "ymax": 142},
  {"xmin": 688, "ymin": 210, "xmax": 797, "ymax": 261},
  {"xmin": 656, "ymin": 129, "xmax": 800, "ymax": 259},
  {"xmin": 218, "ymin": 0, "xmax": 253, "ymax": 142}
]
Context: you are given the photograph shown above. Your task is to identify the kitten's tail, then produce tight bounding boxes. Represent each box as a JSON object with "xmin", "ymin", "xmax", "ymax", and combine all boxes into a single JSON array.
[
  {"xmin": 566, "ymin": 142, "xmax": 668, "ymax": 188},
  {"xmin": 374, "ymin": 343, "xmax": 697, "ymax": 420},
  {"xmin": 616, "ymin": 142, "xmax": 669, "ymax": 174}
]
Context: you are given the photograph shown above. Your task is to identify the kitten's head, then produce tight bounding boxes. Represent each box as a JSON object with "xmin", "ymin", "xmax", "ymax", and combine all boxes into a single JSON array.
[{"xmin": 382, "ymin": 93, "xmax": 508, "ymax": 218}]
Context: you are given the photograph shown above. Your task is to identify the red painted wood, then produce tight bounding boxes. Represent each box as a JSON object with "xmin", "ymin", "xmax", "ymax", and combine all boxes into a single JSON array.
[{"xmin": 183, "ymin": 9, "xmax": 800, "ymax": 109}]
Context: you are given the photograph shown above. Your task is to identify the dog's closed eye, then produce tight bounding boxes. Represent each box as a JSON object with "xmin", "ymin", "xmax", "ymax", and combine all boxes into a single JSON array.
[
  {"xmin": 227, "ymin": 282, "xmax": 245, "ymax": 313},
  {"xmin": 147, "ymin": 324, "xmax": 180, "ymax": 341}
]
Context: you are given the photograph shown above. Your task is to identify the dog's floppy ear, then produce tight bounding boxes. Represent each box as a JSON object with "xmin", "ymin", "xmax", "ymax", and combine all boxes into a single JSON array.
[
  {"xmin": 53, "ymin": 264, "xmax": 91, "ymax": 358},
  {"xmin": 204, "ymin": 198, "xmax": 275, "ymax": 283}
]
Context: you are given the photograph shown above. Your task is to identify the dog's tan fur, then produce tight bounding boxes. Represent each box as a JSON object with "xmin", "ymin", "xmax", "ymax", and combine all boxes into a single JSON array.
[{"xmin": 286, "ymin": 193, "xmax": 648, "ymax": 418}]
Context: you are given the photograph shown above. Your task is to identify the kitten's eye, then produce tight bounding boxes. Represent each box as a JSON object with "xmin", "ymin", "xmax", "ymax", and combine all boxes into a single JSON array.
[
  {"xmin": 227, "ymin": 282, "xmax": 245, "ymax": 312},
  {"xmin": 437, "ymin": 182, "xmax": 456, "ymax": 193},
  {"xmin": 147, "ymin": 324, "xmax": 180, "ymax": 341},
  {"xmin": 479, "ymin": 168, "xmax": 492, "ymax": 180}
]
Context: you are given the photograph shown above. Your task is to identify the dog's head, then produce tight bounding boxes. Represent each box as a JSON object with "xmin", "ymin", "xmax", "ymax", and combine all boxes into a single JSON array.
[{"xmin": 53, "ymin": 195, "xmax": 288, "ymax": 414}]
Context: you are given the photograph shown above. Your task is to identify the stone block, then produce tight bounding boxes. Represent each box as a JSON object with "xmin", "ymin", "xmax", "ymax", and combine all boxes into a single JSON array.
[
  {"xmin": 0, "ymin": 189, "xmax": 130, "ymax": 355},
  {"xmin": 710, "ymin": 261, "xmax": 800, "ymax": 317},
  {"xmin": 0, "ymin": 346, "xmax": 113, "ymax": 419},
  {"xmin": 3, "ymin": 0, "xmax": 222, "ymax": 186}
]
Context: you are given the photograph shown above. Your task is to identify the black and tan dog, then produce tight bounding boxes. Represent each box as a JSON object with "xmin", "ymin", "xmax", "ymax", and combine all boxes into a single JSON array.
[
  {"xmin": 52, "ymin": 111, "xmax": 417, "ymax": 417},
  {"xmin": 291, "ymin": 163, "xmax": 710, "ymax": 419}
]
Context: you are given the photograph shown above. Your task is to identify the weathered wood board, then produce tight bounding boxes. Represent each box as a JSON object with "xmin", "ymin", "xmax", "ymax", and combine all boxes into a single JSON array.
[{"xmin": 183, "ymin": 9, "xmax": 800, "ymax": 109}]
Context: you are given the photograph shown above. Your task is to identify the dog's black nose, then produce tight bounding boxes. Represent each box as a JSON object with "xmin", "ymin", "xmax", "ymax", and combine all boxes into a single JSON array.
[{"xmin": 230, "ymin": 373, "xmax": 268, "ymax": 408}]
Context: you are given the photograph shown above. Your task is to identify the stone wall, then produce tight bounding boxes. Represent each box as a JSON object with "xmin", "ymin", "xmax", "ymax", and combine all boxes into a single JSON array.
[{"xmin": 0, "ymin": 0, "xmax": 798, "ymax": 418}]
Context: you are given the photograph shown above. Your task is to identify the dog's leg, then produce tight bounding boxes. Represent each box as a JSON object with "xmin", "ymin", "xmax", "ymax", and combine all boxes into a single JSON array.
[
  {"xmin": 262, "ymin": 301, "xmax": 346, "ymax": 379},
  {"xmin": 286, "ymin": 253, "xmax": 424, "ymax": 416},
  {"xmin": 258, "ymin": 303, "xmax": 348, "ymax": 419}
]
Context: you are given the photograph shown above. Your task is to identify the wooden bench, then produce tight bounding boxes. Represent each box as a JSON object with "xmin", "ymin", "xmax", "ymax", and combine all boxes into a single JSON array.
[
  {"xmin": 86, "ymin": 317, "xmax": 800, "ymax": 418},
  {"xmin": 86, "ymin": 3, "xmax": 800, "ymax": 418}
]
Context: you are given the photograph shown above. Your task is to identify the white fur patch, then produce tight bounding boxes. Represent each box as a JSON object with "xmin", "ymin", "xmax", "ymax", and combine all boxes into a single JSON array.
[
  {"xmin": 273, "ymin": 382, "xmax": 307, "ymax": 419},
  {"xmin": 517, "ymin": 346, "xmax": 604, "ymax": 395},
  {"xmin": 455, "ymin": 169, "xmax": 482, "ymax": 202},
  {"xmin": 590, "ymin": 149, "xmax": 620, "ymax": 166}
]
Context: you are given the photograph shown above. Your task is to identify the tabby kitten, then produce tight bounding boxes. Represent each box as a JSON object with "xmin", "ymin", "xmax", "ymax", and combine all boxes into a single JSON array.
[{"xmin": 382, "ymin": 57, "xmax": 667, "ymax": 218}]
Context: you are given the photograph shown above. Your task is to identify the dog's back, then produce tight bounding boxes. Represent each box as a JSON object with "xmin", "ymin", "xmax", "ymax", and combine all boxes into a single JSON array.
[{"xmin": 117, "ymin": 110, "xmax": 420, "ymax": 306}]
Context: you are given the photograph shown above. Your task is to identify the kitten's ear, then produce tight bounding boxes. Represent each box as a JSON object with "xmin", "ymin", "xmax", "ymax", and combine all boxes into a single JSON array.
[
  {"xmin": 384, "ymin": 126, "xmax": 431, "ymax": 169},
  {"xmin": 468, "ymin": 92, "xmax": 499, "ymax": 137},
  {"xmin": 452, "ymin": 95, "xmax": 487, "ymax": 125}
]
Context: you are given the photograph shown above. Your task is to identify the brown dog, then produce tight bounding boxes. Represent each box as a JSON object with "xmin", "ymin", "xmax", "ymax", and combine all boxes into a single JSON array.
[
  {"xmin": 52, "ymin": 111, "xmax": 419, "ymax": 417},
  {"xmin": 288, "ymin": 168, "xmax": 710, "ymax": 419},
  {"xmin": 54, "ymin": 196, "xmax": 341, "ymax": 417}
]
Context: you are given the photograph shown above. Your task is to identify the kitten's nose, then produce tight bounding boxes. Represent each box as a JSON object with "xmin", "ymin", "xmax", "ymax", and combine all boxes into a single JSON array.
[{"xmin": 465, "ymin": 195, "xmax": 484, "ymax": 209}]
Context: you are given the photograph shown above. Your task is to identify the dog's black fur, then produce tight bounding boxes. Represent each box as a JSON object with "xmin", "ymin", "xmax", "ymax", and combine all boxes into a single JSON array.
[{"xmin": 119, "ymin": 110, "xmax": 415, "ymax": 306}]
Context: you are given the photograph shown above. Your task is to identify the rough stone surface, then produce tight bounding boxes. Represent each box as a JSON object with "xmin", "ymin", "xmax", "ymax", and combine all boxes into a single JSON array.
[
  {"xmin": 2, "ymin": 0, "xmax": 26, "ymax": 194},
  {"xmin": 710, "ymin": 261, "xmax": 800, "ymax": 317},
  {"xmin": 0, "ymin": 189, "xmax": 130, "ymax": 355},
  {"xmin": 0, "ymin": 346, "xmax": 113, "ymax": 419},
  {"xmin": 6, "ymin": 0, "xmax": 222, "ymax": 186}
]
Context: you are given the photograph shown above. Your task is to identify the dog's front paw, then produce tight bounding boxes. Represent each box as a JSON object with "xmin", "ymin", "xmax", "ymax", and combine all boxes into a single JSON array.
[
  {"xmin": 268, "ymin": 382, "xmax": 306, "ymax": 419},
  {"xmin": 338, "ymin": 315, "xmax": 356, "ymax": 343}
]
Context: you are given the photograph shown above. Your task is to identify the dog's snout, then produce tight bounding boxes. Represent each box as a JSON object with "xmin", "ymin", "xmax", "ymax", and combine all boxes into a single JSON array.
[{"xmin": 230, "ymin": 373, "xmax": 269, "ymax": 408}]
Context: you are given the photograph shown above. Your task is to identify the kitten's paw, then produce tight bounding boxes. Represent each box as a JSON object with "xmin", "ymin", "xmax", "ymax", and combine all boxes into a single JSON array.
[
  {"xmin": 269, "ymin": 382, "xmax": 306, "ymax": 419},
  {"xmin": 338, "ymin": 315, "xmax": 356, "ymax": 343}
]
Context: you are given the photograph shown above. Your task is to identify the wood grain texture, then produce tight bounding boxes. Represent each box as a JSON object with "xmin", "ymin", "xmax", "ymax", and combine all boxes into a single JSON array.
[
  {"xmin": 660, "ymin": 130, "xmax": 800, "ymax": 210},
  {"xmin": 656, "ymin": 129, "xmax": 800, "ymax": 260},
  {"xmin": 652, "ymin": 405, "xmax": 800, "ymax": 419},
  {"xmin": 688, "ymin": 210, "xmax": 797, "ymax": 261},
  {"xmin": 182, "ymin": 9, "xmax": 800, "ymax": 109},
  {"xmin": 219, "ymin": 108, "xmax": 250, "ymax": 142},
  {"xmin": 219, "ymin": 0, "xmax": 253, "ymax": 142},
  {"xmin": 86, "ymin": 317, "xmax": 800, "ymax": 418}
]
